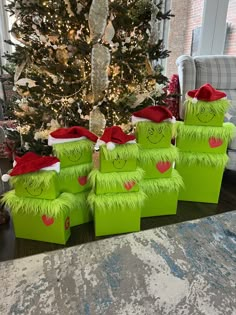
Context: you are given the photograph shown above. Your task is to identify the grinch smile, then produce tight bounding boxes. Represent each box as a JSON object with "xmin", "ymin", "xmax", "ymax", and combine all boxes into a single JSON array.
[
  {"xmin": 146, "ymin": 127, "xmax": 164, "ymax": 144},
  {"xmin": 68, "ymin": 150, "xmax": 82, "ymax": 162},
  {"xmin": 196, "ymin": 106, "xmax": 216, "ymax": 123},
  {"xmin": 25, "ymin": 186, "xmax": 43, "ymax": 197},
  {"xmin": 113, "ymin": 159, "xmax": 127, "ymax": 169}
]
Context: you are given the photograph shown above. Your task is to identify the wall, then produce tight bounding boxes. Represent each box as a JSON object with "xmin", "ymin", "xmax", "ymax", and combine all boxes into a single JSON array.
[{"xmin": 165, "ymin": 0, "xmax": 236, "ymax": 78}]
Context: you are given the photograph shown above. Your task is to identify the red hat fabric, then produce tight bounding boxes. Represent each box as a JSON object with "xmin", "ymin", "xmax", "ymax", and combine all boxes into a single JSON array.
[
  {"xmin": 48, "ymin": 126, "xmax": 98, "ymax": 145},
  {"xmin": 1, "ymin": 152, "xmax": 60, "ymax": 182},
  {"xmin": 131, "ymin": 106, "xmax": 175, "ymax": 124},
  {"xmin": 187, "ymin": 83, "xmax": 227, "ymax": 103},
  {"xmin": 96, "ymin": 126, "xmax": 136, "ymax": 150}
]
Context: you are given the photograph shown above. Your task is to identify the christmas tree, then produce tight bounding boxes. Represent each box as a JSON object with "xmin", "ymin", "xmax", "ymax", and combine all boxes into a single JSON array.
[{"xmin": 3, "ymin": 0, "xmax": 172, "ymax": 154}]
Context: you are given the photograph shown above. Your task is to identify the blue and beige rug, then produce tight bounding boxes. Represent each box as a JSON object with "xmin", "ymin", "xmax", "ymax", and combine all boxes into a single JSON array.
[{"xmin": 0, "ymin": 211, "xmax": 236, "ymax": 315}]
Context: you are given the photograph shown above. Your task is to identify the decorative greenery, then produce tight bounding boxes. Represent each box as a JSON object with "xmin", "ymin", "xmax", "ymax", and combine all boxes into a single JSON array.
[
  {"xmin": 10, "ymin": 170, "xmax": 57, "ymax": 189},
  {"xmin": 177, "ymin": 122, "xmax": 235, "ymax": 142},
  {"xmin": 101, "ymin": 143, "xmax": 139, "ymax": 160},
  {"xmin": 3, "ymin": 0, "xmax": 173, "ymax": 154},
  {"xmin": 89, "ymin": 167, "xmax": 144, "ymax": 189},
  {"xmin": 59, "ymin": 162, "xmax": 93, "ymax": 179},
  {"xmin": 2, "ymin": 190, "xmax": 74, "ymax": 217},
  {"xmin": 178, "ymin": 152, "xmax": 228, "ymax": 168},
  {"xmin": 53, "ymin": 139, "xmax": 94, "ymax": 159},
  {"xmin": 185, "ymin": 98, "xmax": 229, "ymax": 115},
  {"xmin": 88, "ymin": 190, "xmax": 146, "ymax": 212},
  {"xmin": 138, "ymin": 145, "xmax": 178, "ymax": 163},
  {"xmin": 140, "ymin": 169, "xmax": 184, "ymax": 194}
]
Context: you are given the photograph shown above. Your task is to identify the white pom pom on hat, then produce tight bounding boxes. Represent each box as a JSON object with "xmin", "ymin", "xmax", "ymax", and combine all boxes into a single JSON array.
[
  {"xmin": 1, "ymin": 174, "xmax": 10, "ymax": 182},
  {"xmin": 106, "ymin": 142, "xmax": 116, "ymax": 150}
]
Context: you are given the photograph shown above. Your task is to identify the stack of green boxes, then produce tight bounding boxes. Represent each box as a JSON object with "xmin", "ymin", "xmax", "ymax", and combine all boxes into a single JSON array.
[
  {"xmin": 49, "ymin": 127, "xmax": 98, "ymax": 227},
  {"xmin": 2, "ymin": 153, "xmax": 74, "ymax": 244},
  {"xmin": 88, "ymin": 126, "xmax": 146, "ymax": 236},
  {"xmin": 175, "ymin": 84, "xmax": 235, "ymax": 203},
  {"xmin": 132, "ymin": 106, "xmax": 183, "ymax": 217}
]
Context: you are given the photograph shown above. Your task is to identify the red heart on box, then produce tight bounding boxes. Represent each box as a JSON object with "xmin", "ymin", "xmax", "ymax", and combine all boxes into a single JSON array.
[
  {"xmin": 78, "ymin": 176, "xmax": 87, "ymax": 186},
  {"xmin": 124, "ymin": 180, "xmax": 136, "ymax": 191},
  {"xmin": 42, "ymin": 215, "xmax": 54, "ymax": 226},
  {"xmin": 209, "ymin": 137, "xmax": 223, "ymax": 148},
  {"xmin": 64, "ymin": 216, "xmax": 70, "ymax": 230},
  {"xmin": 156, "ymin": 161, "xmax": 172, "ymax": 173}
]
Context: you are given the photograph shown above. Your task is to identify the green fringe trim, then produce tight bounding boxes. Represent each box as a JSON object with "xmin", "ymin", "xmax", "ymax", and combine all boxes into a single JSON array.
[
  {"xmin": 70, "ymin": 191, "xmax": 90, "ymax": 209},
  {"xmin": 177, "ymin": 121, "xmax": 235, "ymax": 143},
  {"xmin": 53, "ymin": 139, "xmax": 93, "ymax": 158},
  {"xmin": 185, "ymin": 98, "xmax": 229, "ymax": 115},
  {"xmin": 59, "ymin": 163, "xmax": 93, "ymax": 179},
  {"xmin": 140, "ymin": 169, "xmax": 184, "ymax": 195},
  {"xmin": 88, "ymin": 167, "xmax": 144, "ymax": 189},
  {"xmin": 178, "ymin": 152, "xmax": 228, "ymax": 168},
  {"xmin": 138, "ymin": 145, "xmax": 178, "ymax": 163},
  {"xmin": 10, "ymin": 171, "xmax": 56, "ymax": 189},
  {"xmin": 88, "ymin": 190, "xmax": 146, "ymax": 211},
  {"xmin": 2, "ymin": 191, "xmax": 75, "ymax": 217},
  {"xmin": 101, "ymin": 143, "xmax": 139, "ymax": 160}
]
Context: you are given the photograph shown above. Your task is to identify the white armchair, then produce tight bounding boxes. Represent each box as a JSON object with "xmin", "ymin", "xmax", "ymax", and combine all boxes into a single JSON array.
[{"xmin": 176, "ymin": 55, "xmax": 236, "ymax": 171}]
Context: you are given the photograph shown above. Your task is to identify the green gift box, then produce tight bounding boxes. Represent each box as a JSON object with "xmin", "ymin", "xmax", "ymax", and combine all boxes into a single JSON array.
[
  {"xmin": 53, "ymin": 140, "xmax": 93, "ymax": 168},
  {"xmin": 99, "ymin": 144, "xmax": 139, "ymax": 173},
  {"xmin": 70, "ymin": 192, "xmax": 92, "ymax": 227},
  {"xmin": 89, "ymin": 168, "xmax": 144, "ymax": 194},
  {"xmin": 184, "ymin": 98, "xmax": 229, "ymax": 127},
  {"xmin": 58, "ymin": 163, "xmax": 92, "ymax": 194},
  {"xmin": 175, "ymin": 152, "xmax": 228, "ymax": 203},
  {"xmin": 140, "ymin": 169, "xmax": 183, "ymax": 217},
  {"xmin": 2, "ymin": 191, "xmax": 74, "ymax": 244},
  {"xmin": 141, "ymin": 191, "xmax": 178, "ymax": 217},
  {"xmin": 12, "ymin": 171, "xmax": 60, "ymax": 200},
  {"xmin": 138, "ymin": 146, "xmax": 178, "ymax": 179},
  {"xmin": 176, "ymin": 122, "xmax": 234, "ymax": 154},
  {"xmin": 88, "ymin": 191, "xmax": 146, "ymax": 236},
  {"xmin": 135, "ymin": 122, "xmax": 173, "ymax": 149}
]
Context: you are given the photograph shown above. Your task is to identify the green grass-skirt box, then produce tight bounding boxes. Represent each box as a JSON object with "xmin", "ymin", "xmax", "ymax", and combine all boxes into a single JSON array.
[
  {"xmin": 99, "ymin": 144, "xmax": 138, "ymax": 173},
  {"xmin": 70, "ymin": 192, "xmax": 92, "ymax": 227},
  {"xmin": 138, "ymin": 145, "xmax": 178, "ymax": 179},
  {"xmin": 140, "ymin": 170, "xmax": 183, "ymax": 217},
  {"xmin": 184, "ymin": 98, "xmax": 229, "ymax": 127},
  {"xmin": 58, "ymin": 163, "xmax": 93, "ymax": 193},
  {"xmin": 2, "ymin": 191, "xmax": 75, "ymax": 244},
  {"xmin": 89, "ymin": 168, "xmax": 144, "ymax": 194},
  {"xmin": 135, "ymin": 121, "xmax": 173, "ymax": 149},
  {"xmin": 11, "ymin": 171, "xmax": 60, "ymax": 200},
  {"xmin": 176, "ymin": 122, "xmax": 234, "ymax": 154},
  {"xmin": 175, "ymin": 152, "xmax": 228, "ymax": 203},
  {"xmin": 88, "ymin": 191, "xmax": 146, "ymax": 236},
  {"xmin": 52, "ymin": 139, "xmax": 93, "ymax": 168}
]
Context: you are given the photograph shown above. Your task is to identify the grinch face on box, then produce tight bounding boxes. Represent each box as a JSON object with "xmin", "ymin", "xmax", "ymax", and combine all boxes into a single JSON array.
[
  {"xmin": 147, "ymin": 126, "xmax": 164, "ymax": 144},
  {"xmin": 68, "ymin": 149, "xmax": 82, "ymax": 162},
  {"xmin": 112, "ymin": 155, "xmax": 127, "ymax": 169},
  {"xmin": 24, "ymin": 182, "xmax": 43, "ymax": 197},
  {"xmin": 196, "ymin": 106, "xmax": 216, "ymax": 123}
]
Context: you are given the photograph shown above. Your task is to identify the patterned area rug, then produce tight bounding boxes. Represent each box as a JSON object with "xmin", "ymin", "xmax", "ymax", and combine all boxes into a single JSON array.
[{"xmin": 0, "ymin": 212, "xmax": 236, "ymax": 315}]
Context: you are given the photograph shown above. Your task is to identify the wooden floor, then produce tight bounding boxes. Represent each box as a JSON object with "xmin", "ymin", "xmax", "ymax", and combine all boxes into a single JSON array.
[{"xmin": 0, "ymin": 158, "xmax": 236, "ymax": 262}]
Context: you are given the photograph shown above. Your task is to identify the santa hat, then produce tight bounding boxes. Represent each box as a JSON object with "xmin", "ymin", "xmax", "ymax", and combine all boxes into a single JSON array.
[
  {"xmin": 186, "ymin": 83, "xmax": 227, "ymax": 104},
  {"xmin": 48, "ymin": 126, "xmax": 98, "ymax": 146},
  {"xmin": 95, "ymin": 126, "xmax": 136, "ymax": 150},
  {"xmin": 1, "ymin": 152, "xmax": 60, "ymax": 182},
  {"xmin": 131, "ymin": 106, "xmax": 176, "ymax": 124}
]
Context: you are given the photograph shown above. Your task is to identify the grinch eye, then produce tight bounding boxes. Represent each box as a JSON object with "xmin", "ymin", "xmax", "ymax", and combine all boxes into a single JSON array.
[
  {"xmin": 200, "ymin": 107, "xmax": 205, "ymax": 113},
  {"xmin": 158, "ymin": 127, "xmax": 163, "ymax": 134},
  {"xmin": 148, "ymin": 128, "xmax": 154, "ymax": 135},
  {"xmin": 209, "ymin": 108, "xmax": 216, "ymax": 115}
]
